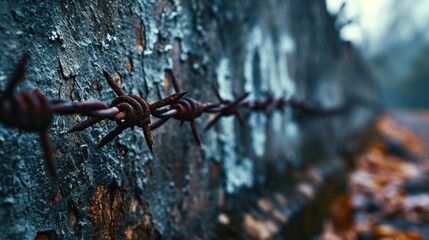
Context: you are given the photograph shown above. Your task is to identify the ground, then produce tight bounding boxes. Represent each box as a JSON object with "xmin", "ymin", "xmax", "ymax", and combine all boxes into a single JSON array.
[{"xmin": 320, "ymin": 112, "xmax": 429, "ymax": 240}]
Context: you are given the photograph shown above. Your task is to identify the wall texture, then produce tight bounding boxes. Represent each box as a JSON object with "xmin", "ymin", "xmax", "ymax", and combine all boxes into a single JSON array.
[{"xmin": 0, "ymin": 0, "xmax": 377, "ymax": 239}]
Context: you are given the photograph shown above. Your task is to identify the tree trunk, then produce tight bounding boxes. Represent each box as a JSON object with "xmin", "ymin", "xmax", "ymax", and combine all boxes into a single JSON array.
[{"xmin": 0, "ymin": 0, "xmax": 377, "ymax": 239}]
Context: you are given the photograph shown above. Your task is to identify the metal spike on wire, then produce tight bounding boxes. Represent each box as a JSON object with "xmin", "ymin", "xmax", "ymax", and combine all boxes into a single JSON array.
[
  {"xmin": 0, "ymin": 54, "xmax": 114, "ymax": 176},
  {"xmin": 68, "ymin": 68, "xmax": 188, "ymax": 152}
]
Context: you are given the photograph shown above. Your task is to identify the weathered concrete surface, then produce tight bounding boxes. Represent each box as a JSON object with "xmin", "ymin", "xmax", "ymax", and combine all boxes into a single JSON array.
[{"xmin": 0, "ymin": 0, "xmax": 378, "ymax": 239}]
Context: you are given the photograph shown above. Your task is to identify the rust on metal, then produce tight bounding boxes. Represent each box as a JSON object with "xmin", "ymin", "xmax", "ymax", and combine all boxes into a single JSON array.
[{"xmin": 0, "ymin": 55, "xmax": 359, "ymax": 175}]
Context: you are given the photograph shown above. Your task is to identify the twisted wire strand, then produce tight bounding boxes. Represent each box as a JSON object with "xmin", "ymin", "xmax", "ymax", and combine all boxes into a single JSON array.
[
  {"xmin": 0, "ymin": 55, "xmax": 364, "ymax": 177},
  {"xmin": 0, "ymin": 55, "xmax": 115, "ymax": 176},
  {"xmin": 68, "ymin": 69, "xmax": 188, "ymax": 152}
]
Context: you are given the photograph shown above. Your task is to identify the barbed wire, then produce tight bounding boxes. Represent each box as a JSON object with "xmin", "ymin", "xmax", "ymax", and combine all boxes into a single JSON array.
[{"xmin": 0, "ymin": 54, "xmax": 360, "ymax": 176}]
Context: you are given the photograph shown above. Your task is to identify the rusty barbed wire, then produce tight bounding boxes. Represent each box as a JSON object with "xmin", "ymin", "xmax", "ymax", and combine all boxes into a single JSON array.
[
  {"xmin": 242, "ymin": 93, "xmax": 353, "ymax": 117},
  {"xmin": 69, "ymin": 68, "xmax": 188, "ymax": 152},
  {"xmin": 0, "ymin": 54, "xmax": 361, "ymax": 176},
  {"xmin": 204, "ymin": 83, "xmax": 249, "ymax": 130},
  {"xmin": 0, "ymin": 54, "xmax": 119, "ymax": 176},
  {"xmin": 150, "ymin": 70, "xmax": 249, "ymax": 145}
]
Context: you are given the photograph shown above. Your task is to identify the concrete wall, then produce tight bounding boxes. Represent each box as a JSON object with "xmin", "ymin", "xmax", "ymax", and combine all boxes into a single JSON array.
[{"xmin": 0, "ymin": 0, "xmax": 377, "ymax": 239}]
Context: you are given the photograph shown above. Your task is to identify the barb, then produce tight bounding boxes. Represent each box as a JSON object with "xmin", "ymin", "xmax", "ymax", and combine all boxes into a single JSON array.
[
  {"xmin": 151, "ymin": 70, "xmax": 226, "ymax": 146},
  {"xmin": 204, "ymin": 85, "xmax": 249, "ymax": 130},
  {"xmin": 151, "ymin": 96, "xmax": 208, "ymax": 146},
  {"xmin": 0, "ymin": 55, "xmax": 112, "ymax": 177},
  {"xmin": 69, "ymin": 69, "xmax": 187, "ymax": 152},
  {"xmin": 242, "ymin": 94, "xmax": 274, "ymax": 117}
]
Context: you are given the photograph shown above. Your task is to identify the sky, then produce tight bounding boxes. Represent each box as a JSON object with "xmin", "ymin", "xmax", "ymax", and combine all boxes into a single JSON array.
[{"xmin": 326, "ymin": 0, "xmax": 429, "ymax": 55}]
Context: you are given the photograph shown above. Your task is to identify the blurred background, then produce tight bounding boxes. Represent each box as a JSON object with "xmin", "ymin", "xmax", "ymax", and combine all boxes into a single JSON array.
[
  {"xmin": 319, "ymin": 2, "xmax": 429, "ymax": 239},
  {"xmin": 327, "ymin": 0, "xmax": 429, "ymax": 110}
]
